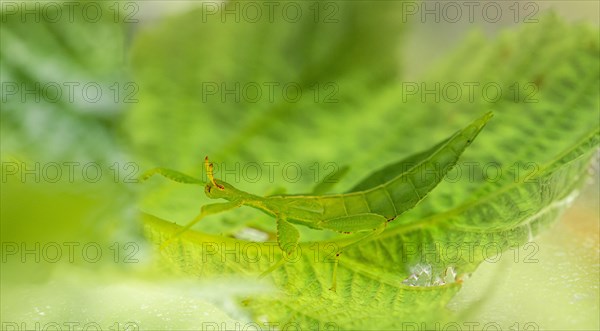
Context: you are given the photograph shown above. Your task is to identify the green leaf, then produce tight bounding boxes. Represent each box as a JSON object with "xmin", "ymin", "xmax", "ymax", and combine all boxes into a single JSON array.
[
  {"xmin": 144, "ymin": 130, "xmax": 598, "ymax": 330},
  {"xmin": 358, "ymin": 128, "xmax": 599, "ymax": 274},
  {"xmin": 136, "ymin": 9, "xmax": 599, "ymax": 329},
  {"xmin": 143, "ymin": 213, "xmax": 463, "ymax": 330}
]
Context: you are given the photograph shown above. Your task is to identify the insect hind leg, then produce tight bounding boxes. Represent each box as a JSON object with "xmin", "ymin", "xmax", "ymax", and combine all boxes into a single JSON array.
[{"xmin": 318, "ymin": 214, "xmax": 388, "ymax": 292}]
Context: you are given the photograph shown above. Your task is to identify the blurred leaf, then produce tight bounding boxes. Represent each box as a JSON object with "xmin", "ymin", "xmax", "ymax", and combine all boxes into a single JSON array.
[
  {"xmin": 0, "ymin": 1, "xmax": 129, "ymax": 162},
  {"xmin": 310, "ymin": 165, "xmax": 349, "ymax": 195},
  {"xmin": 125, "ymin": 0, "xmax": 406, "ymax": 179}
]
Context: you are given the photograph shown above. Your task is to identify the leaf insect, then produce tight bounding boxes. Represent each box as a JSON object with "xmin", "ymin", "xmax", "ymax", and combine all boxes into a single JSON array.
[{"xmin": 141, "ymin": 112, "xmax": 493, "ymax": 291}]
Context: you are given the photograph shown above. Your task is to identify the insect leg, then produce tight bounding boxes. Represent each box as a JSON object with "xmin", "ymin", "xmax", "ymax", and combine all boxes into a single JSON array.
[
  {"xmin": 140, "ymin": 167, "xmax": 205, "ymax": 185},
  {"xmin": 160, "ymin": 200, "xmax": 242, "ymax": 249},
  {"xmin": 259, "ymin": 216, "xmax": 300, "ymax": 278},
  {"xmin": 317, "ymin": 213, "xmax": 388, "ymax": 292},
  {"xmin": 330, "ymin": 252, "xmax": 340, "ymax": 293}
]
